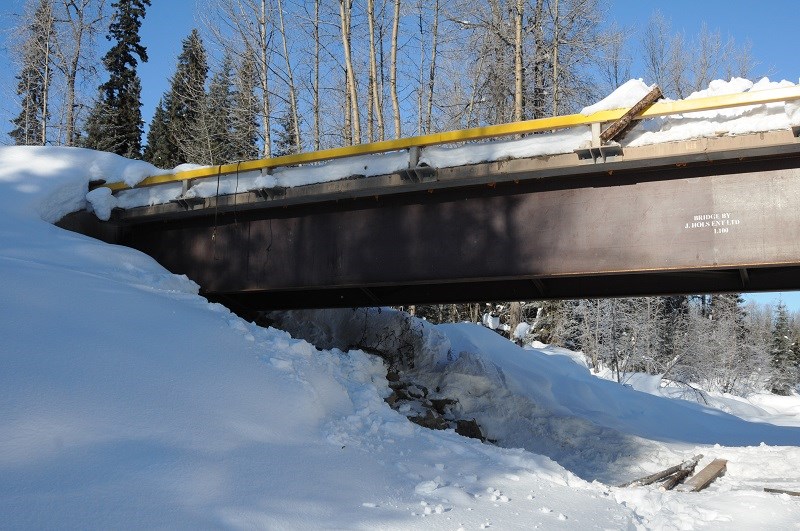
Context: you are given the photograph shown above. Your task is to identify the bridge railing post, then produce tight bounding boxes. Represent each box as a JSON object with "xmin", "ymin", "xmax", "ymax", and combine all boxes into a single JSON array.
[{"xmin": 408, "ymin": 146, "xmax": 421, "ymax": 168}]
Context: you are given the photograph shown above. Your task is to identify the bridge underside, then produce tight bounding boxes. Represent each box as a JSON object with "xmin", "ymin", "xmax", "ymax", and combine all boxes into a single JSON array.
[{"xmin": 60, "ymin": 133, "xmax": 800, "ymax": 311}]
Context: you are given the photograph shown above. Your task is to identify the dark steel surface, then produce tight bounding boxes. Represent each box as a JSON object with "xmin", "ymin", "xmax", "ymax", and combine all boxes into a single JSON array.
[{"xmin": 104, "ymin": 158, "xmax": 800, "ymax": 310}]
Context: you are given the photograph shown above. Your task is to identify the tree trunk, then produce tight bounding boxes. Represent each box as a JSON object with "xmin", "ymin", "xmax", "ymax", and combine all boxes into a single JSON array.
[
  {"xmin": 513, "ymin": 0, "xmax": 524, "ymax": 122},
  {"xmin": 339, "ymin": 0, "xmax": 361, "ymax": 144},
  {"xmin": 276, "ymin": 0, "xmax": 301, "ymax": 152},
  {"xmin": 313, "ymin": 0, "xmax": 320, "ymax": 150},
  {"xmin": 551, "ymin": 0, "xmax": 560, "ymax": 115},
  {"xmin": 424, "ymin": 0, "xmax": 439, "ymax": 134},
  {"xmin": 389, "ymin": 0, "xmax": 401, "ymax": 138},
  {"xmin": 367, "ymin": 0, "xmax": 384, "ymax": 141},
  {"xmin": 41, "ymin": 26, "xmax": 51, "ymax": 145},
  {"xmin": 259, "ymin": 0, "xmax": 272, "ymax": 157},
  {"xmin": 509, "ymin": 302, "xmax": 522, "ymax": 342}
]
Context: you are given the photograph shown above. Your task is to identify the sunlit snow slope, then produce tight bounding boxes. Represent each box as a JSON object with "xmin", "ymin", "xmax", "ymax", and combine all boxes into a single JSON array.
[{"xmin": 1, "ymin": 146, "xmax": 637, "ymax": 529}]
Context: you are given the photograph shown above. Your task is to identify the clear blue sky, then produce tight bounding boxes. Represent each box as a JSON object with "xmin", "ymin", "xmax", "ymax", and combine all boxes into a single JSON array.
[{"xmin": 0, "ymin": 0, "xmax": 799, "ymax": 310}]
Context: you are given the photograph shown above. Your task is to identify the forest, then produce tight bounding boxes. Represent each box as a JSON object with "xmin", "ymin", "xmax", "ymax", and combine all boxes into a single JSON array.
[{"xmin": 6, "ymin": 0, "xmax": 800, "ymax": 397}]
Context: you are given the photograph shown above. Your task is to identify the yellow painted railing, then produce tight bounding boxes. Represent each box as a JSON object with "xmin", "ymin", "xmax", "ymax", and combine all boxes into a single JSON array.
[{"xmin": 104, "ymin": 85, "xmax": 800, "ymax": 192}]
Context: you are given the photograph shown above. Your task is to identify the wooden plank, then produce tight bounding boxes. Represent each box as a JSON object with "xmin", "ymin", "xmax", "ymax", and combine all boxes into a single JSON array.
[
  {"xmin": 764, "ymin": 487, "xmax": 800, "ymax": 497},
  {"xmin": 660, "ymin": 466, "xmax": 695, "ymax": 491},
  {"xmin": 600, "ymin": 85, "xmax": 663, "ymax": 143},
  {"xmin": 619, "ymin": 455, "xmax": 703, "ymax": 488},
  {"xmin": 676, "ymin": 459, "xmax": 727, "ymax": 492}
]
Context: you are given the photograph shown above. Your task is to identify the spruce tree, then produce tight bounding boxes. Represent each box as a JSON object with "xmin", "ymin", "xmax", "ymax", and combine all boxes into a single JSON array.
[
  {"xmin": 10, "ymin": 0, "xmax": 54, "ymax": 146},
  {"xmin": 206, "ymin": 54, "xmax": 235, "ymax": 164},
  {"xmin": 273, "ymin": 110, "xmax": 299, "ymax": 157},
  {"xmin": 142, "ymin": 100, "xmax": 173, "ymax": 167},
  {"xmin": 84, "ymin": 0, "xmax": 150, "ymax": 158},
  {"xmin": 770, "ymin": 302, "xmax": 796, "ymax": 395},
  {"xmin": 143, "ymin": 29, "xmax": 207, "ymax": 167},
  {"xmin": 166, "ymin": 29, "xmax": 208, "ymax": 164},
  {"xmin": 230, "ymin": 47, "xmax": 259, "ymax": 161}
]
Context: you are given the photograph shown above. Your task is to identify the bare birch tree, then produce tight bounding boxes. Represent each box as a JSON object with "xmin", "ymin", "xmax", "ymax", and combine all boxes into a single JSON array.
[
  {"xmin": 276, "ymin": 0, "xmax": 301, "ymax": 152},
  {"xmin": 11, "ymin": 0, "xmax": 55, "ymax": 146},
  {"xmin": 389, "ymin": 0, "xmax": 401, "ymax": 138},
  {"xmin": 51, "ymin": 0, "xmax": 105, "ymax": 145},
  {"xmin": 339, "ymin": 0, "xmax": 360, "ymax": 144}
]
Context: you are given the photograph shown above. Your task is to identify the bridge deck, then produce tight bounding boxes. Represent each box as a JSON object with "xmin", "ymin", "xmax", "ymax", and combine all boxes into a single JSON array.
[{"xmin": 59, "ymin": 130, "xmax": 800, "ymax": 311}]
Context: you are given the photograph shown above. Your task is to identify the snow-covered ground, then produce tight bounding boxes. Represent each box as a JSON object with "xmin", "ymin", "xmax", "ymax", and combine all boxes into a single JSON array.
[
  {"xmin": 3, "ymin": 80, "xmax": 800, "ymax": 527},
  {"xmin": 87, "ymin": 77, "xmax": 800, "ymax": 218}
]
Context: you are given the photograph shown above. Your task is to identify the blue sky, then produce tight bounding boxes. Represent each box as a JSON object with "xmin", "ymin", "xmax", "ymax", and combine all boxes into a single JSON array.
[{"xmin": 0, "ymin": 0, "xmax": 799, "ymax": 310}]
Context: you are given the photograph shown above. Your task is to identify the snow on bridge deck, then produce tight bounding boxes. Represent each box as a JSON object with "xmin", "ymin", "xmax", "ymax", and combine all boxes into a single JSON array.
[{"xmin": 86, "ymin": 77, "xmax": 800, "ymax": 220}]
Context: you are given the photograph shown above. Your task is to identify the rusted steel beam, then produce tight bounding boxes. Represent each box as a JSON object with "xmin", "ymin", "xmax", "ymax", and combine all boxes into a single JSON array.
[{"xmin": 108, "ymin": 159, "xmax": 800, "ymax": 310}]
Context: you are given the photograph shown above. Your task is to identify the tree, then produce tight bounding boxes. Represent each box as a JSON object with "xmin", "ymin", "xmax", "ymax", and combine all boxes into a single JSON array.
[
  {"xmin": 142, "ymin": 100, "xmax": 172, "ymax": 167},
  {"xmin": 275, "ymin": 0, "xmax": 301, "ymax": 153},
  {"xmin": 160, "ymin": 29, "xmax": 208, "ymax": 166},
  {"xmin": 770, "ymin": 302, "xmax": 796, "ymax": 395},
  {"xmin": 230, "ymin": 47, "xmax": 260, "ymax": 161},
  {"xmin": 599, "ymin": 22, "xmax": 631, "ymax": 94},
  {"xmin": 640, "ymin": 12, "xmax": 759, "ymax": 99},
  {"xmin": 83, "ymin": 0, "xmax": 150, "ymax": 158},
  {"xmin": 388, "ymin": 0, "xmax": 401, "ymax": 138},
  {"xmin": 203, "ymin": 0, "xmax": 274, "ymax": 157},
  {"xmin": 273, "ymin": 109, "xmax": 299, "ymax": 157},
  {"xmin": 204, "ymin": 54, "xmax": 236, "ymax": 164},
  {"xmin": 51, "ymin": 0, "xmax": 107, "ymax": 146},
  {"xmin": 339, "ymin": 0, "xmax": 361, "ymax": 144},
  {"xmin": 144, "ymin": 29, "xmax": 210, "ymax": 166},
  {"xmin": 10, "ymin": 0, "xmax": 55, "ymax": 146}
]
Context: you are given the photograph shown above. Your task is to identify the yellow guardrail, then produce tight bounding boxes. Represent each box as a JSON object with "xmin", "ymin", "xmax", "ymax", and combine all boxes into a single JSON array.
[{"xmin": 104, "ymin": 85, "xmax": 800, "ymax": 192}]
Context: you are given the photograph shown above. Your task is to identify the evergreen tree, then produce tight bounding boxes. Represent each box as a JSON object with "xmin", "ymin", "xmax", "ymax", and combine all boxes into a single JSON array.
[
  {"xmin": 10, "ymin": 0, "xmax": 54, "ymax": 146},
  {"xmin": 166, "ymin": 29, "xmax": 208, "ymax": 164},
  {"xmin": 230, "ymin": 47, "xmax": 259, "ymax": 161},
  {"xmin": 143, "ymin": 29, "xmax": 208, "ymax": 167},
  {"xmin": 83, "ymin": 0, "xmax": 150, "ymax": 158},
  {"xmin": 770, "ymin": 302, "xmax": 796, "ymax": 395},
  {"xmin": 142, "ymin": 100, "xmax": 173, "ymax": 167},
  {"xmin": 205, "ymin": 54, "xmax": 236, "ymax": 164},
  {"xmin": 273, "ymin": 109, "xmax": 300, "ymax": 157}
]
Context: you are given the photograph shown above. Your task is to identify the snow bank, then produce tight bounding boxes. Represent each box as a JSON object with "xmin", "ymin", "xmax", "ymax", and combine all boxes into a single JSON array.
[{"xmin": 2, "ymin": 146, "xmax": 637, "ymax": 528}]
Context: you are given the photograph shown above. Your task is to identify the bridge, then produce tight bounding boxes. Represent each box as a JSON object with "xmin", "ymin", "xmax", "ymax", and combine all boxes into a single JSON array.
[{"xmin": 59, "ymin": 85, "xmax": 800, "ymax": 312}]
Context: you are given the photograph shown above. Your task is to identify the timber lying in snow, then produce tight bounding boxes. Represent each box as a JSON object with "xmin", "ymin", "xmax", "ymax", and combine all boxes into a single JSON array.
[
  {"xmin": 619, "ymin": 455, "xmax": 703, "ymax": 489},
  {"xmin": 675, "ymin": 459, "xmax": 728, "ymax": 492},
  {"xmin": 764, "ymin": 488, "xmax": 800, "ymax": 497},
  {"xmin": 619, "ymin": 455, "xmax": 729, "ymax": 492}
]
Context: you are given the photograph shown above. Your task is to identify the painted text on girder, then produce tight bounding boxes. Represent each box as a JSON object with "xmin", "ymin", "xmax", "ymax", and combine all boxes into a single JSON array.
[{"xmin": 684, "ymin": 212, "xmax": 741, "ymax": 234}]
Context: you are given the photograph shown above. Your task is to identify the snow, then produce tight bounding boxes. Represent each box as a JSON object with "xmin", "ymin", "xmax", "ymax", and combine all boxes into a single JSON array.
[
  {"xmin": 628, "ymin": 77, "xmax": 800, "ymax": 147},
  {"xmin": 269, "ymin": 308, "xmax": 800, "ymax": 527},
  {"xmin": 580, "ymin": 78, "xmax": 655, "ymax": 115},
  {"xmin": 94, "ymin": 76, "xmax": 800, "ymax": 216},
  {"xmin": 2, "ymin": 146, "xmax": 638, "ymax": 528},
  {"xmin": 3, "ymin": 77, "xmax": 800, "ymax": 527},
  {"xmin": 111, "ymin": 151, "xmax": 411, "ymax": 211}
]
